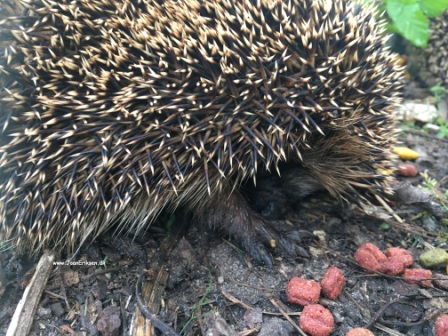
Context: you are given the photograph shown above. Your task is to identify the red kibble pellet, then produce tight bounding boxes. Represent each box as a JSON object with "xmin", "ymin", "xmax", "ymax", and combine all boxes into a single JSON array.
[
  {"xmin": 382, "ymin": 255, "xmax": 407, "ymax": 276},
  {"xmin": 346, "ymin": 328, "xmax": 375, "ymax": 336},
  {"xmin": 321, "ymin": 266, "xmax": 346, "ymax": 300},
  {"xmin": 435, "ymin": 315, "xmax": 448, "ymax": 336},
  {"xmin": 397, "ymin": 164, "xmax": 418, "ymax": 177},
  {"xmin": 385, "ymin": 247, "xmax": 413, "ymax": 267},
  {"xmin": 286, "ymin": 276, "xmax": 321, "ymax": 306},
  {"xmin": 354, "ymin": 243, "xmax": 387, "ymax": 273},
  {"xmin": 299, "ymin": 304, "xmax": 334, "ymax": 336},
  {"xmin": 403, "ymin": 268, "xmax": 432, "ymax": 287}
]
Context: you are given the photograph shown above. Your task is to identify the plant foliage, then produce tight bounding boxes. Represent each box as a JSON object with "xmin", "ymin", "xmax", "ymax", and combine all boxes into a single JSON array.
[{"xmin": 364, "ymin": 0, "xmax": 448, "ymax": 47}]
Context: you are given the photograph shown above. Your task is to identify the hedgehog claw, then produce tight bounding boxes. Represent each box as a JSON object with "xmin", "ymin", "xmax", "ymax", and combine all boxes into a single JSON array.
[
  {"xmin": 196, "ymin": 190, "xmax": 310, "ymax": 265},
  {"xmin": 231, "ymin": 215, "xmax": 309, "ymax": 265},
  {"xmin": 252, "ymin": 219, "xmax": 311, "ymax": 261},
  {"xmin": 245, "ymin": 242, "xmax": 273, "ymax": 267}
]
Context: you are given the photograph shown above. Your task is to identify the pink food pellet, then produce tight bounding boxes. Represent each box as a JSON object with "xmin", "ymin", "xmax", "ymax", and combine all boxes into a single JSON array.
[
  {"xmin": 354, "ymin": 243, "xmax": 387, "ymax": 273},
  {"xmin": 321, "ymin": 266, "xmax": 346, "ymax": 300},
  {"xmin": 397, "ymin": 164, "xmax": 418, "ymax": 177},
  {"xmin": 346, "ymin": 328, "xmax": 375, "ymax": 336},
  {"xmin": 403, "ymin": 268, "xmax": 432, "ymax": 287},
  {"xmin": 382, "ymin": 255, "xmax": 407, "ymax": 276},
  {"xmin": 435, "ymin": 315, "xmax": 448, "ymax": 336},
  {"xmin": 286, "ymin": 276, "xmax": 321, "ymax": 306},
  {"xmin": 385, "ymin": 247, "xmax": 413, "ymax": 267},
  {"xmin": 299, "ymin": 304, "xmax": 334, "ymax": 336}
]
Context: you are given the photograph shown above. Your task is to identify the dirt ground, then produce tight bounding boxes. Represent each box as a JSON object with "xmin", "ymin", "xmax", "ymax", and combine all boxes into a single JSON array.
[{"xmin": 1, "ymin": 96, "xmax": 448, "ymax": 335}]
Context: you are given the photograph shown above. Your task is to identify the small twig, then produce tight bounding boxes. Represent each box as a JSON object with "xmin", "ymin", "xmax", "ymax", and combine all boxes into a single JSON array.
[
  {"xmin": 343, "ymin": 289, "xmax": 371, "ymax": 320},
  {"xmin": 372, "ymin": 323, "xmax": 407, "ymax": 336},
  {"xmin": 44, "ymin": 290, "xmax": 65, "ymax": 300},
  {"xmin": 364, "ymin": 298, "xmax": 408, "ymax": 329},
  {"xmin": 55, "ymin": 271, "xmax": 71, "ymax": 312},
  {"xmin": 382, "ymin": 218, "xmax": 435, "ymax": 239},
  {"xmin": 135, "ymin": 272, "xmax": 178, "ymax": 336},
  {"xmin": 268, "ymin": 297, "xmax": 307, "ymax": 336},
  {"xmin": 364, "ymin": 295, "xmax": 445, "ymax": 330},
  {"xmin": 7, "ymin": 252, "xmax": 55, "ymax": 336},
  {"xmin": 374, "ymin": 194, "xmax": 403, "ymax": 223},
  {"xmin": 222, "ymin": 290, "xmax": 301, "ymax": 317},
  {"xmin": 221, "ymin": 290, "xmax": 253, "ymax": 311},
  {"xmin": 239, "ymin": 327, "xmax": 259, "ymax": 335}
]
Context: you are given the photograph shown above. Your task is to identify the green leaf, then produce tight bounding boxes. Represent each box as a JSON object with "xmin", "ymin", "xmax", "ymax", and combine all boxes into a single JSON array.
[
  {"xmin": 380, "ymin": 223, "xmax": 391, "ymax": 231},
  {"xmin": 387, "ymin": 0, "xmax": 429, "ymax": 47},
  {"xmin": 386, "ymin": 23, "xmax": 400, "ymax": 33},
  {"xmin": 418, "ymin": 0, "xmax": 448, "ymax": 17}
]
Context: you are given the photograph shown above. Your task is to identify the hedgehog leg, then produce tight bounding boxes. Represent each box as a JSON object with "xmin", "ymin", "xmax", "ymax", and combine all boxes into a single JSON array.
[{"xmin": 195, "ymin": 188, "xmax": 312, "ymax": 266}]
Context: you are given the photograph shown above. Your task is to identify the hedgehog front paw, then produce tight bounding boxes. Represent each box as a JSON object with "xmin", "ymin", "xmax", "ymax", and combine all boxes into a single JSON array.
[
  {"xmin": 195, "ymin": 190, "xmax": 312, "ymax": 265},
  {"xmin": 242, "ymin": 218, "xmax": 312, "ymax": 266}
]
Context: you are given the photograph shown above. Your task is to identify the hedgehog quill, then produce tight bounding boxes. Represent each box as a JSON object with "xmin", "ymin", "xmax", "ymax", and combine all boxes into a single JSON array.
[{"xmin": 0, "ymin": 0, "xmax": 403, "ymax": 264}]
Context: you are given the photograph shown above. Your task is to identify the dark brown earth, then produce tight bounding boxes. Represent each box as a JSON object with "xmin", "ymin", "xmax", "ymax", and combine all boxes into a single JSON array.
[{"xmin": 1, "ymin": 96, "xmax": 448, "ymax": 336}]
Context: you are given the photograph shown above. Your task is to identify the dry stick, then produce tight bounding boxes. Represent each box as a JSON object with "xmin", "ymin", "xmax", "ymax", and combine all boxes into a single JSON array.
[
  {"xmin": 364, "ymin": 298, "xmax": 410, "ymax": 329},
  {"xmin": 366, "ymin": 296, "xmax": 448, "ymax": 329},
  {"xmin": 221, "ymin": 290, "xmax": 253, "ymax": 311},
  {"xmin": 372, "ymin": 323, "xmax": 407, "ymax": 336},
  {"xmin": 268, "ymin": 297, "xmax": 307, "ymax": 336},
  {"xmin": 221, "ymin": 290, "xmax": 301, "ymax": 317},
  {"xmin": 343, "ymin": 289, "xmax": 371, "ymax": 320},
  {"xmin": 382, "ymin": 217, "xmax": 435, "ymax": 239},
  {"xmin": 374, "ymin": 194, "xmax": 403, "ymax": 223},
  {"xmin": 6, "ymin": 252, "xmax": 55, "ymax": 336},
  {"xmin": 135, "ymin": 272, "xmax": 178, "ymax": 336}
]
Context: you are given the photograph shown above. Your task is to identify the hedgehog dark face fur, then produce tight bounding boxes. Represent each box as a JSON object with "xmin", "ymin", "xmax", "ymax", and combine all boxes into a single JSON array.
[{"xmin": 0, "ymin": 0, "xmax": 403, "ymax": 264}]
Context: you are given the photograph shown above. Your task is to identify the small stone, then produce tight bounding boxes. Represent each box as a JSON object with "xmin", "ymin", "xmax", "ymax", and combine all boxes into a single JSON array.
[
  {"xmin": 419, "ymin": 248, "xmax": 448, "ymax": 268},
  {"xmin": 398, "ymin": 102, "xmax": 438, "ymax": 124},
  {"xmin": 62, "ymin": 269, "xmax": 80, "ymax": 287},
  {"xmin": 97, "ymin": 305, "xmax": 121, "ymax": 336},
  {"xmin": 433, "ymin": 273, "xmax": 448, "ymax": 290},
  {"xmin": 50, "ymin": 302, "xmax": 65, "ymax": 317},
  {"xmin": 244, "ymin": 308, "xmax": 263, "ymax": 328},
  {"xmin": 258, "ymin": 317, "xmax": 294, "ymax": 336},
  {"xmin": 37, "ymin": 307, "xmax": 52, "ymax": 319}
]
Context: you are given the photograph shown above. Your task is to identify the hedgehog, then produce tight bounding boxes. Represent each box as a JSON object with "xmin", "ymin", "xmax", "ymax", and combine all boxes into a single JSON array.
[
  {"xmin": 0, "ymin": 0, "xmax": 403, "ymax": 264},
  {"xmin": 407, "ymin": 10, "xmax": 448, "ymax": 88}
]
